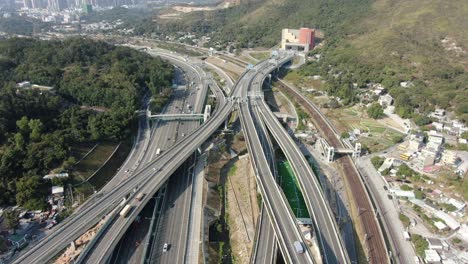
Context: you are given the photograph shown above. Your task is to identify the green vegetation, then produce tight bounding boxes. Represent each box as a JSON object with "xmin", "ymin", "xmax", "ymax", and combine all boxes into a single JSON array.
[
  {"xmin": 0, "ymin": 38, "xmax": 173, "ymax": 209},
  {"xmin": 400, "ymin": 184, "xmax": 413, "ymax": 191},
  {"xmin": 0, "ymin": 15, "xmax": 50, "ymax": 36},
  {"xmin": 277, "ymin": 161, "xmax": 310, "ymax": 218},
  {"xmin": 148, "ymin": 0, "xmax": 468, "ymax": 122},
  {"xmin": 295, "ymin": 103, "xmax": 309, "ymax": 131},
  {"xmin": 371, "ymin": 156, "xmax": 385, "ymax": 169},
  {"xmin": 439, "ymin": 203, "xmax": 457, "ymax": 212},
  {"xmin": 249, "ymin": 51, "xmax": 270, "ymax": 61},
  {"xmin": 399, "ymin": 213, "xmax": 410, "ymax": 227},
  {"xmin": 462, "ymin": 132, "xmax": 468, "ymax": 140},
  {"xmin": 341, "ymin": 131, "xmax": 350, "ymax": 139},
  {"xmin": 411, "ymin": 234, "xmax": 428, "ymax": 257},
  {"xmin": 3, "ymin": 209, "xmax": 19, "ymax": 231},
  {"xmin": 228, "ymin": 164, "xmax": 237, "ymax": 177},
  {"xmin": 414, "ymin": 189, "xmax": 426, "ymax": 200},
  {"xmin": 397, "ymin": 164, "xmax": 420, "ymax": 179},
  {"xmin": 366, "ymin": 103, "xmax": 384, "ymax": 119},
  {"xmin": 112, "ymin": 0, "xmax": 468, "ymax": 122}
]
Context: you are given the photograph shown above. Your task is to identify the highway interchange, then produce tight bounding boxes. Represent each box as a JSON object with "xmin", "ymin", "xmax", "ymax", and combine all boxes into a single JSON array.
[{"xmin": 11, "ymin": 47, "xmax": 391, "ymax": 264}]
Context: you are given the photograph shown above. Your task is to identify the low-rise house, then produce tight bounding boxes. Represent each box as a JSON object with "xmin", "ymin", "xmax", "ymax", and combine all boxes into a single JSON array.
[
  {"xmin": 441, "ymin": 150, "xmax": 460, "ymax": 166},
  {"xmin": 43, "ymin": 173, "xmax": 69, "ymax": 180},
  {"xmin": 389, "ymin": 189, "xmax": 415, "ymax": 198},
  {"xmin": 425, "ymin": 249, "xmax": 441, "ymax": 263},
  {"xmin": 51, "ymin": 186, "xmax": 64, "ymax": 199},
  {"xmin": 378, "ymin": 94, "xmax": 393, "ymax": 107},
  {"xmin": 400, "ymin": 81, "xmax": 413, "ymax": 88},
  {"xmin": 445, "ymin": 134, "xmax": 458, "ymax": 145},
  {"xmin": 427, "ymin": 238, "xmax": 444, "ymax": 250},
  {"xmin": 428, "ymin": 130, "xmax": 444, "ymax": 145},
  {"xmin": 434, "ymin": 221, "xmax": 448, "ymax": 231},
  {"xmin": 430, "ymin": 109, "xmax": 446, "ymax": 120},
  {"xmin": 432, "ymin": 122, "xmax": 444, "ymax": 131},
  {"xmin": 448, "ymin": 198, "xmax": 465, "ymax": 212}
]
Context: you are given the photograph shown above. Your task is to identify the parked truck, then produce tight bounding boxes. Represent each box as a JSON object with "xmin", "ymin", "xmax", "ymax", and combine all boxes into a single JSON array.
[{"xmin": 294, "ymin": 241, "xmax": 304, "ymax": 254}]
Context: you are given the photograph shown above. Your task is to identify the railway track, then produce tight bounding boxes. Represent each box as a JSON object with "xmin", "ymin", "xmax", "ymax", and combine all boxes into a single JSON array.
[{"xmin": 275, "ymin": 79, "xmax": 389, "ymax": 264}]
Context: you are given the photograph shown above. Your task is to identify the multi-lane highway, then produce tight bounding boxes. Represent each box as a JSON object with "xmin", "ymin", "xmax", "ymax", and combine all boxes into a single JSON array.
[
  {"xmin": 78, "ymin": 53, "xmax": 207, "ymax": 263},
  {"xmin": 11, "ymin": 46, "xmax": 377, "ymax": 264},
  {"xmin": 250, "ymin": 63, "xmax": 350, "ymax": 264},
  {"xmin": 250, "ymin": 206, "xmax": 277, "ymax": 264},
  {"xmin": 237, "ymin": 57, "xmax": 315, "ymax": 263},
  {"xmin": 11, "ymin": 49, "xmax": 230, "ymax": 264}
]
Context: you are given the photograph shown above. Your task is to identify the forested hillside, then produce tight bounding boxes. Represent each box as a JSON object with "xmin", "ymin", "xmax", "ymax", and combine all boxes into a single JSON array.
[
  {"xmin": 151, "ymin": 0, "xmax": 468, "ymax": 122},
  {"xmin": 0, "ymin": 38, "xmax": 173, "ymax": 209}
]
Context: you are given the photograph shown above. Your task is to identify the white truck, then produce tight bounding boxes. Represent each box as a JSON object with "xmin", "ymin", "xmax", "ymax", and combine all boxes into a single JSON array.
[
  {"xmin": 120, "ymin": 204, "xmax": 132, "ymax": 218},
  {"xmin": 156, "ymin": 148, "xmax": 161, "ymax": 155},
  {"xmin": 294, "ymin": 241, "xmax": 304, "ymax": 254}
]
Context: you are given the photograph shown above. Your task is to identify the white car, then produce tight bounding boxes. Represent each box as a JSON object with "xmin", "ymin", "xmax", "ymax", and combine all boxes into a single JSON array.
[{"xmin": 163, "ymin": 243, "xmax": 169, "ymax": 252}]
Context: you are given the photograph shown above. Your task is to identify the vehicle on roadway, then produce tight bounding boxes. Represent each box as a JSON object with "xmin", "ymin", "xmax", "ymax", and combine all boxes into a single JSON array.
[
  {"xmin": 163, "ymin": 243, "xmax": 169, "ymax": 252},
  {"xmin": 156, "ymin": 148, "xmax": 161, "ymax": 155},
  {"xmin": 135, "ymin": 192, "xmax": 145, "ymax": 202},
  {"xmin": 294, "ymin": 241, "xmax": 304, "ymax": 254},
  {"xmin": 119, "ymin": 204, "xmax": 132, "ymax": 218},
  {"xmin": 119, "ymin": 198, "xmax": 127, "ymax": 207}
]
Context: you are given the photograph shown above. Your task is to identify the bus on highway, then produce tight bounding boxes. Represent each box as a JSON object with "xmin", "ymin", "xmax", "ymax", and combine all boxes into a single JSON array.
[{"xmin": 119, "ymin": 204, "xmax": 132, "ymax": 218}]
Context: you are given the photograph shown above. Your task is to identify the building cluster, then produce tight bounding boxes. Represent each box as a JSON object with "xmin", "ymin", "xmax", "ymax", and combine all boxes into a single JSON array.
[
  {"xmin": 396, "ymin": 130, "xmax": 466, "ymax": 175},
  {"xmin": 424, "ymin": 236, "xmax": 468, "ymax": 264},
  {"xmin": 280, "ymin": 27, "xmax": 315, "ymax": 52},
  {"xmin": 21, "ymin": 0, "xmax": 138, "ymax": 11}
]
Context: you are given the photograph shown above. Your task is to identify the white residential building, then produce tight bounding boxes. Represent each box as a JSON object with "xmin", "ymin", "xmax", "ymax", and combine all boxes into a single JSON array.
[
  {"xmin": 424, "ymin": 250, "xmax": 441, "ymax": 263},
  {"xmin": 378, "ymin": 94, "xmax": 393, "ymax": 106},
  {"xmin": 428, "ymin": 130, "xmax": 444, "ymax": 145},
  {"xmin": 432, "ymin": 122, "xmax": 444, "ymax": 131}
]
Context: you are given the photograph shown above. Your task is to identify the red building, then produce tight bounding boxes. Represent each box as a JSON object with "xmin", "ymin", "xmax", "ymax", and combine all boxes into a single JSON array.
[{"xmin": 299, "ymin": 28, "xmax": 315, "ymax": 51}]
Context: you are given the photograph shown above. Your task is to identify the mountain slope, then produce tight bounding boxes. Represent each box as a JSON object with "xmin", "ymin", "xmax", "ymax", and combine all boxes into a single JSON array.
[{"xmin": 177, "ymin": 0, "xmax": 467, "ymax": 121}]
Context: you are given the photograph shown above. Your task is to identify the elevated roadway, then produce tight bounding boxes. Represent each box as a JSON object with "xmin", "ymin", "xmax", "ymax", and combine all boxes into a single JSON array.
[
  {"xmin": 237, "ymin": 57, "xmax": 315, "ymax": 263},
  {"xmin": 250, "ymin": 63, "xmax": 350, "ymax": 263},
  {"xmin": 276, "ymin": 79, "xmax": 389, "ymax": 263},
  {"xmin": 11, "ymin": 50, "xmax": 230, "ymax": 264},
  {"xmin": 77, "ymin": 51, "xmax": 217, "ymax": 263}
]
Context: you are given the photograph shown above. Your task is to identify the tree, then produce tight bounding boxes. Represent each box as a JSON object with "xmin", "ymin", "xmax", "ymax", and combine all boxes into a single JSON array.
[
  {"xmin": 3, "ymin": 209, "xmax": 19, "ymax": 232},
  {"xmin": 367, "ymin": 103, "xmax": 384, "ymax": 119},
  {"xmin": 341, "ymin": 131, "xmax": 350, "ymax": 139},
  {"xmin": 371, "ymin": 156, "xmax": 385, "ymax": 169},
  {"xmin": 16, "ymin": 175, "xmax": 47, "ymax": 210},
  {"xmin": 28, "ymin": 119, "xmax": 43, "ymax": 142},
  {"xmin": 414, "ymin": 189, "xmax": 425, "ymax": 200},
  {"xmin": 462, "ymin": 131, "xmax": 468, "ymax": 140}
]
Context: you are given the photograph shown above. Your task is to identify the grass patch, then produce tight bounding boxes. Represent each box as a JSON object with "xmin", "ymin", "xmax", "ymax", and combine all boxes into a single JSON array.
[
  {"xmin": 74, "ymin": 142, "xmax": 118, "ymax": 181},
  {"xmin": 399, "ymin": 213, "xmax": 410, "ymax": 227},
  {"xmin": 88, "ymin": 141, "xmax": 132, "ymax": 190},
  {"xmin": 328, "ymin": 105, "xmax": 404, "ymax": 152},
  {"xmin": 228, "ymin": 164, "xmax": 237, "ymax": 177},
  {"xmin": 249, "ymin": 51, "xmax": 270, "ymax": 61},
  {"xmin": 277, "ymin": 160, "xmax": 310, "ymax": 218}
]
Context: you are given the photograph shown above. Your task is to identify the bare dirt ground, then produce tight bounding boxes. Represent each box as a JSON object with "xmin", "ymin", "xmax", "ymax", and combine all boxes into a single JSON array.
[
  {"xmin": 206, "ymin": 57, "xmax": 244, "ymax": 77},
  {"xmin": 54, "ymin": 218, "xmax": 106, "ymax": 264},
  {"xmin": 226, "ymin": 155, "xmax": 259, "ymax": 263}
]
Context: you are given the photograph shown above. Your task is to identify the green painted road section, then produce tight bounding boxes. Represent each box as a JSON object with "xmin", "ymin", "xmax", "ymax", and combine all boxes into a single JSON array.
[{"xmin": 277, "ymin": 161, "xmax": 310, "ymax": 218}]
